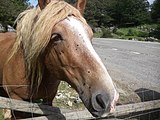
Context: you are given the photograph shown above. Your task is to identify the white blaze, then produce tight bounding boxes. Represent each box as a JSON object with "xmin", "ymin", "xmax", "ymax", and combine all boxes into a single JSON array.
[{"xmin": 65, "ymin": 17, "xmax": 106, "ymax": 70}]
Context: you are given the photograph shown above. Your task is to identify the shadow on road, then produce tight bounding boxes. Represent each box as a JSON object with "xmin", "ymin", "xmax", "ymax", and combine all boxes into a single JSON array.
[
  {"xmin": 134, "ymin": 88, "xmax": 160, "ymax": 120},
  {"xmin": 135, "ymin": 88, "xmax": 160, "ymax": 102}
]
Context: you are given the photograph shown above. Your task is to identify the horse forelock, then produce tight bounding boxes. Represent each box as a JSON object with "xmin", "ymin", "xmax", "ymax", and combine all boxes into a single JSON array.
[{"xmin": 9, "ymin": 0, "xmax": 86, "ymax": 94}]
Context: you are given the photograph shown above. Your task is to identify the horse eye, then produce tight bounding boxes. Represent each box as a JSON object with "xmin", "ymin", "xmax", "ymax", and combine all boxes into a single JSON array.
[{"xmin": 51, "ymin": 34, "xmax": 63, "ymax": 43}]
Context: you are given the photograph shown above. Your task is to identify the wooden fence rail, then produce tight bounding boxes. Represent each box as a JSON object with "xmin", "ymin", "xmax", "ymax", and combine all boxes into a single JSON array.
[
  {"xmin": 0, "ymin": 97, "xmax": 65, "ymax": 119},
  {"xmin": 63, "ymin": 99, "xmax": 160, "ymax": 119},
  {"xmin": 0, "ymin": 96, "xmax": 160, "ymax": 119}
]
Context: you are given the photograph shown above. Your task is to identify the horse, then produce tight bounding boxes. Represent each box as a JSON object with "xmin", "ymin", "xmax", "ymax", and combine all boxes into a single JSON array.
[{"xmin": 0, "ymin": 0, "xmax": 119, "ymax": 119}]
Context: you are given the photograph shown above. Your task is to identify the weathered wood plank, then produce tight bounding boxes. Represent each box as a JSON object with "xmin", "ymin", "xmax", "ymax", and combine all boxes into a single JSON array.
[
  {"xmin": 0, "ymin": 96, "xmax": 65, "ymax": 119},
  {"xmin": 62, "ymin": 109, "xmax": 92, "ymax": 120},
  {"xmin": 62, "ymin": 99, "xmax": 160, "ymax": 119},
  {"xmin": 0, "ymin": 96, "xmax": 159, "ymax": 119},
  {"xmin": 111, "ymin": 99, "xmax": 160, "ymax": 117},
  {"xmin": 19, "ymin": 115, "xmax": 64, "ymax": 120}
]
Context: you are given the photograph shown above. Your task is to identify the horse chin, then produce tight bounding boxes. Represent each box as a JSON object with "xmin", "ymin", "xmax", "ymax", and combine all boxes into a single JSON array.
[
  {"xmin": 90, "ymin": 111, "xmax": 109, "ymax": 118},
  {"xmin": 101, "ymin": 112, "xmax": 109, "ymax": 118},
  {"xmin": 86, "ymin": 105, "xmax": 110, "ymax": 118}
]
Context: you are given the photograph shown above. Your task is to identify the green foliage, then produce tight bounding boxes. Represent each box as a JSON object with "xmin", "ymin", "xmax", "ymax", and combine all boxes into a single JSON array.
[
  {"xmin": 151, "ymin": 0, "xmax": 160, "ymax": 22},
  {"xmin": 112, "ymin": 27, "xmax": 118, "ymax": 34},
  {"xmin": 127, "ymin": 29, "xmax": 135, "ymax": 36},
  {"xmin": 93, "ymin": 32, "xmax": 103, "ymax": 38},
  {"xmin": 114, "ymin": 31, "xmax": 124, "ymax": 36},
  {"xmin": 116, "ymin": 28, "xmax": 131, "ymax": 36},
  {"xmin": 126, "ymin": 29, "xmax": 149, "ymax": 37},
  {"xmin": 101, "ymin": 27, "xmax": 113, "ymax": 38},
  {"xmin": 115, "ymin": 0, "xmax": 150, "ymax": 25},
  {"xmin": 110, "ymin": 25, "xmax": 156, "ymax": 41},
  {"xmin": 88, "ymin": 19, "xmax": 99, "ymax": 28},
  {"xmin": 113, "ymin": 28, "xmax": 124, "ymax": 36},
  {"xmin": 149, "ymin": 24, "xmax": 160, "ymax": 39},
  {"xmin": 85, "ymin": 0, "xmax": 113, "ymax": 26},
  {"xmin": 137, "ymin": 31, "xmax": 149, "ymax": 37},
  {"xmin": 0, "ymin": 0, "xmax": 29, "ymax": 31},
  {"xmin": 85, "ymin": 0, "xmax": 150, "ymax": 27},
  {"xmin": 0, "ymin": 109, "xmax": 4, "ymax": 120}
]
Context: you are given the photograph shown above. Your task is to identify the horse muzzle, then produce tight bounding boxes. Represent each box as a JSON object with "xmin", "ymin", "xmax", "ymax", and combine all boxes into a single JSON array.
[{"xmin": 90, "ymin": 91, "xmax": 118, "ymax": 117}]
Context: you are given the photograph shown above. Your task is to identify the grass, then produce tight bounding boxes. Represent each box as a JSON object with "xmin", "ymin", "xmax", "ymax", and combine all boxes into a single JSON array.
[
  {"xmin": 114, "ymin": 27, "xmax": 148, "ymax": 40},
  {"xmin": 93, "ymin": 24, "xmax": 158, "ymax": 41},
  {"xmin": 0, "ymin": 109, "xmax": 4, "ymax": 120},
  {"xmin": 93, "ymin": 32, "xmax": 103, "ymax": 38}
]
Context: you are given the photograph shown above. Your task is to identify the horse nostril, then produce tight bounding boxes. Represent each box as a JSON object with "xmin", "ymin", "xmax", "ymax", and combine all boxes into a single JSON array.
[
  {"xmin": 91, "ymin": 93, "xmax": 110, "ymax": 113},
  {"xmin": 96, "ymin": 94, "xmax": 106, "ymax": 109}
]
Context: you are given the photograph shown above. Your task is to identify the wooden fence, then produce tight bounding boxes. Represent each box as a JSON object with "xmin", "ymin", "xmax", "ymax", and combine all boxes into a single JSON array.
[{"xmin": 0, "ymin": 96, "xmax": 160, "ymax": 119}]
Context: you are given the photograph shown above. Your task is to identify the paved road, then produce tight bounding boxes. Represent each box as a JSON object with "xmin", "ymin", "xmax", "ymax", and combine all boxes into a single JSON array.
[{"xmin": 93, "ymin": 38, "xmax": 160, "ymax": 92}]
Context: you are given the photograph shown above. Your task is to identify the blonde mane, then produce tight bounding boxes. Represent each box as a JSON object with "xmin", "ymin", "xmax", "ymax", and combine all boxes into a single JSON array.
[{"xmin": 10, "ymin": 0, "xmax": 86, "ymax": 94}]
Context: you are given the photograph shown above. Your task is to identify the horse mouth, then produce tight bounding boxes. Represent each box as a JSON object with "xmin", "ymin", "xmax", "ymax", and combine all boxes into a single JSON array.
[
  {"xmin": 89, "ymin": 101, "xmax": 114, "ymax": 118},
  {"xmin": 80, "ymin": 94, "xmax": 112, "ymax": 118}
]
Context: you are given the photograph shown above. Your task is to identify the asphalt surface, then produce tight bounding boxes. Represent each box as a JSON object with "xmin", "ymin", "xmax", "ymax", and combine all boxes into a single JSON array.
[{"xmin": 93, "ymin": 38, "xmax": 160, "ymax": 92}]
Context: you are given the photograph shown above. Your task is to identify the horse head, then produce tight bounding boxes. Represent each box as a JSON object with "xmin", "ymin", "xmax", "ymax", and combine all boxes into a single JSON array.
[{"xmin": 15, "ymin": 0, "xmax": 119, "ymax": 117}]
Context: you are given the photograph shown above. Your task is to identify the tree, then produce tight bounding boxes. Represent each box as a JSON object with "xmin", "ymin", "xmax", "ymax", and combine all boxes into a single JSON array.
[
  {"xmin": 149, "ymin": 24, "xmax": 160, "ymax": 40},
  {"xmin": 85, "ymin": 0, "xmax": 115, "ymax": 27},
  {"xmin": 151, "ymin": 0, "xmax": 160, "ymax": 22},
  {"xmin": 110, "ymin": 0, "xmax": 150, "ymax": 26},
  {"xmin": 85, "ymin": 0, "xmax": 150, "ymax": 27},
  {"xmin": 0, "ymin": 0, "xmax": 29, "ymax": 31}
]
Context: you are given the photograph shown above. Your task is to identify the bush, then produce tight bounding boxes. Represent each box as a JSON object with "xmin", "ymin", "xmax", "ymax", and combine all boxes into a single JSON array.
[
  {"xmin": 115, "ymin": 31, "xmax": 124, "ymax": 36},
  {"xmin": 101, "ymin": 27, "xmax": 113, "ymax": 38},
  {"xmin": 149, "ymin": 24, "xmax": 160, "ymax": 39},
  {"xmin": 127, "ymin": 29, "xmax": 135, "ymax": 36},
  {"xmin": 88, "ymin": 20, "xmax": 98, "ymax": 28},
  {"xmin": 137, "ymin": 31, "xmax": 149, "ymax": 37},
  {"xmin": 112, "ymin": 27, "xmax": 118, "ymax": 33},
  {"xmin": 112, "ymin": 27, "xmax": 124, "ymax": 36}
]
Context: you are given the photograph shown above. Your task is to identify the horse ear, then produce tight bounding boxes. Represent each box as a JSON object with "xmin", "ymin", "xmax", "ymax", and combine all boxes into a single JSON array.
[
  {"xmin": 38, "ymin": 0, "xmax": 51, "ymax": 10},
  {"xmin": 75, "ymin": 0, "xmax": 86, "ymax": 15}
]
